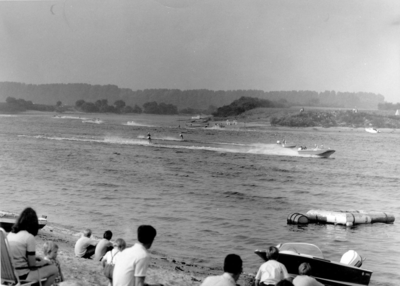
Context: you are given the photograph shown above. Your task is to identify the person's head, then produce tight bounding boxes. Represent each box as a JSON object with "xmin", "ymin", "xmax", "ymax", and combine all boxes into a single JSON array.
[
  {"xmin": 298, "ymin": 262, "xmax": 312, "ymax": 275},
  {"xmin": 83, "ymin": 229, "xmax": 92, "ymax": 238},
  {"xmin": 103, "ymin": 230, "xmax": 113, "ymax": 240},
  {"xmin": 11, "ymin": 207, "xmax": 39, "ymax": 236},
  {"xmin": 276, "ymin": 279, "xmax": 294, "ymax": 286},
  {"xmin": 43, "ymin": 241, "xmax": 59, "ymax": 259},
  {"xmin": 266, "ymin": 246, "xmax": 279, "ymax": 260},
  {"xmin": 137, "ymin": 225, "xmax": 157, "ymax": 248},
  {"xmin": 114, "ymin": 238, "xmax": 126, "ymax": 251},
  {"xmin": 223, "ymin": 254, "xmax": 243, "ymax": 281}
]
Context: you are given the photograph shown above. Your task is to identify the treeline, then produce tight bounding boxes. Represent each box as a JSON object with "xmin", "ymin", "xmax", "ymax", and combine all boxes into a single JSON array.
[
  {"xmin": 271, "ymin": 110, "xmax": 400, "ymax": 128},
  {"xmin": 0, "ymin": 82, "xmax": 386, "ymax": 110},
  {"xmin": 0, "ymin": 97, "xmax": 56, "ymax": 112},
  {"xmin": 378, "ymin": 102, "xmax": 400, "ymax": 111},
  {"xmin": 213, "ymin": 96, "xmax": 287, "ymax": 117},
  {"xmin": 75, "ymin": 99, "xmax": 143, "ymax": 114},
  {"xmin": 0, "ymin": 96, "xmax": 187, "ymax": 115}
]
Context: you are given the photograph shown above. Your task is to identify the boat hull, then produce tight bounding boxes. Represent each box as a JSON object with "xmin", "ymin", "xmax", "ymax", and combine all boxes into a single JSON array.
[
  {"xmin": 298, "ymin": 149, "xmax": 335, "ymax": 158},
  {"xmin": 255, "ymin": 248, "xmax": 372, "ymax": 286},
  {"xmin": 278, "ymin": 253, "xmax": 372, "ymax": 286},
  {"xmin": 282, "ymin": 144, "xmax": 296, "ymax": 148},
  {"xmin": 365, "ymin": 128, "xmax": 379, "ymax": 133}
]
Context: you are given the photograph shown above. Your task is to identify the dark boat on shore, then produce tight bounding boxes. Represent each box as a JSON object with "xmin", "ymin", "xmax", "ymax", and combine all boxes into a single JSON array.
[
  {"xmin": 0, "ymin": 211, "xmax": 47, "ymax": 232},
  {"xmin": 255, "ymin": 243, "xmax": 372, "ymax": 286}
]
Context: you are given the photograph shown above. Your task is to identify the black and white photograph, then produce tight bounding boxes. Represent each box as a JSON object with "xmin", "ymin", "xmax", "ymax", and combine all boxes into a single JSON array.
[{"xmin": 0, "ymin": 1, "xmax": 399, "ymax": 286}]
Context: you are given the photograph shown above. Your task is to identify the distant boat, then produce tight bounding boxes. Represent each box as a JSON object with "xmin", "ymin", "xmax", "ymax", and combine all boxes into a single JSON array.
[
  {"xmin": 185, "ymin": 121, "xmax": 209, "ymax": 128},
  {"xmin": 395, "ymin": 110, "xmax": 399, "ymax": 116},
  {"xmin": 186, "ymin": 115, "xmax": 211, "ymax": 128},
  {"xmin": 82, "ymin": 119, "xmax": 103, "ymax": 124},
  {"xmin": 365, "ymin": 128, "xmax": 379, "ymax": 134},
  {"xmin": 191, "ymin": 114, "xmax": 211, "ymax": 120}
]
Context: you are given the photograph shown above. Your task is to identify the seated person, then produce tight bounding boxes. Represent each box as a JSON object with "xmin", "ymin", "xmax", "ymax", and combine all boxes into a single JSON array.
[
  {"xmin": 94, "ymin": 230, "xmax": 113, "ymax": 261},
  {"xmin": 74, "ymin": 229, "xmax": 98, "ymax": 259},
  {"xmin": 255, "ymin": 246, "xmax": 290, "ymax": 286},
  {"xmin": 8, "ymin": 207, "xmax": 58, "ymax": 286},
  {"xmin": 43, "ymin": 241, "xmax": 64, "ymax": 285},
  {"xmin": 200, "ymin": 254, "xmax": 243, "ymax": 286},
  {"xmin": 293, "ymin": 263, "xmax": 324, "ymax": 286},
  {"xmin": 101, "ymin": 238, "xmax": 126, "ymax": 267}
]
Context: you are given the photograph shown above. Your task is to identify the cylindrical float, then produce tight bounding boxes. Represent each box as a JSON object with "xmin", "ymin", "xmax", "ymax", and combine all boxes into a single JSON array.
[
  {"xmin": 287, "ymin": 213, "xmax": 309, "ymax": 224},
  {"xmin": 306, "ymin": 210, "xmax": 395, "ymax": 226}
]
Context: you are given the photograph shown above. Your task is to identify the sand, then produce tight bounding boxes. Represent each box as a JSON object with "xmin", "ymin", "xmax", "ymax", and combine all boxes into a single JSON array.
[{"xmin": 35, "ymin": 224, "xmax": 254, "ymax": 286}]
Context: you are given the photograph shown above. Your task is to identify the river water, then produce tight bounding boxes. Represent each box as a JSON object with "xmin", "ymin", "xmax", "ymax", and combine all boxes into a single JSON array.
[{"xmin": 0, "ymin": 112, "xmax": 399, "ymax": 286}]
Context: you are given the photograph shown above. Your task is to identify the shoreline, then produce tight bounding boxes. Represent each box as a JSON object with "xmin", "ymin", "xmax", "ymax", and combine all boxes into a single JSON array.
[{"xmin": 35, "ymin": 224, "xmax": 254, "ymax": 286}]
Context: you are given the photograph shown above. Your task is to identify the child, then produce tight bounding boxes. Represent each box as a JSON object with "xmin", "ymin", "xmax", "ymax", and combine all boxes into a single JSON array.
[
  {"xmin": 101, "ymin": 238, "xmax": 126, "ymax": 286},
  {"xmin": 43, "ymin": 241, "xmax": 64, "ymax": 285}
]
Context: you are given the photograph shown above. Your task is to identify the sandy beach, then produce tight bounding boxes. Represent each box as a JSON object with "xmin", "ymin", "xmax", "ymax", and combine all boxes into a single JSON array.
[{"xmin": 35, "ymin": 224, "xmax": 254, "ymax": 286}]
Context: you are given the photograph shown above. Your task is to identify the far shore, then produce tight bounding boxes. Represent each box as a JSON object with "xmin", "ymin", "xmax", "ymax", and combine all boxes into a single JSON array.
[{"xmin": 2, "ymin": 110, "xmax": 399, "ymax": 133}]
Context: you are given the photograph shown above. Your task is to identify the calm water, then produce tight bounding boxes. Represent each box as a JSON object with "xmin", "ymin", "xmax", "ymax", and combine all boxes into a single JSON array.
[{"xmin": 1, "ymin": 113, "xmax": 399, "ymax": 285}]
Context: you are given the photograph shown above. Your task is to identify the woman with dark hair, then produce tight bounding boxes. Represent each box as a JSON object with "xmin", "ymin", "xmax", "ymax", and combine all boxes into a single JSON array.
[{"xmin": 8, "ymin": 207, "xmax": 58, "ymax": 286}]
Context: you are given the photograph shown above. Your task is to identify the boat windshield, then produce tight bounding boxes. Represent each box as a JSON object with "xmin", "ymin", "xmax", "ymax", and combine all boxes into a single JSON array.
[{"xmin": 278, "ymin": 243, "xmax": 324, "ymax": 258}]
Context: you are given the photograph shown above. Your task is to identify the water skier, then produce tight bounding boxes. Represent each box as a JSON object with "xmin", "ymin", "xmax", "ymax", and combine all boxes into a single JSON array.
[{"xmin": 179, "ymin": 133, "xmax": 183, "ymax": 140}]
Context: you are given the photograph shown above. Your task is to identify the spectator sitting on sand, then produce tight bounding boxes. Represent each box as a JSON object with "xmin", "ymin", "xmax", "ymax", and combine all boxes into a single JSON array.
[
  {"xmin": 94, "ymin": 230, "xmax": 114, "ymax": 261},
  {"xmin": 43, "ymin": 241, "xmax": 64, "ymax": 285},
  {"xmin": 255, "ymin": 246, "xmax": 290, "ymax": 286},
  {"xmin": 74, "ymin": 229, "xmax": 98, "ymax": 259},
  {"xmin": 7, "ymin": 207, "xmax": 58, "ymax": 286},
  {"xmin": 113, "ymin": 225, "xmax": 163, "ymax": 286},
  {"xmin": 292, "ymin": 263, "xmax": 323, "ymax": 286},
  {"xmin": 101, "ymin": 238, "xmax": 126, "ymax": 267},
  {"xmin": 200, "ymin": 254, "xmax": 243, "ymax": 286}
]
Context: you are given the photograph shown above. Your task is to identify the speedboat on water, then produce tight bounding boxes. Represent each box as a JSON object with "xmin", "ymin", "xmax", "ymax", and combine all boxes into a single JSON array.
[
  {"xmin": 297, "ymin": 146, "xmax": 335, "ymax": 158},
  {"xmin": 255, "ymin": 243, "xmax": 372, "ymax": 286},
  {"xmin": 0, "ymin": 211, "xmax": 47, "ymax": 232},
  {"xmin": 365, "ymin": 128, "xmax": 379, "ymax": 134}
]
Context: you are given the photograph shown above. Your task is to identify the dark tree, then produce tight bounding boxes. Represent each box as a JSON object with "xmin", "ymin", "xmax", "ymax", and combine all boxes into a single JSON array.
[
  {"xmin": 114, "ymin": 100, "xmax": 126, "ymax": 110},
  {"xmin": 75, "ymin": 100, "xmax": 85, "ymax": 107}
]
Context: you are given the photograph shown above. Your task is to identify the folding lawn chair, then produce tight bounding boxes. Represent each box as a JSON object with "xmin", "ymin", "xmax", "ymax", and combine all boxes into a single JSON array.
[{"xmin": 0, "ymin": 228, "xmax": 45, "ymax": 286}]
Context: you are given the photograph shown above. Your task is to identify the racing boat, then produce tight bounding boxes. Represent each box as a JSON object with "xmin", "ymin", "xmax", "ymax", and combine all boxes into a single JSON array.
[
  {"xmin": 297, "ymin": 146, "xmax": 335, "ymax": 158},
  {"xmin": 365, "ymin": 128, "xmax": 379, "ymax": 134},
  {"xmin": 255, "ymin": 242, "xmax": 372, "ymax": 286},
  {"xmin": 0, "ymin": 211, "xmax": 47, "ymax": 232}
]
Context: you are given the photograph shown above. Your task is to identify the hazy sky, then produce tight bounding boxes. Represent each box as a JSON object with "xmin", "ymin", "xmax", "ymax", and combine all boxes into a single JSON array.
[{"xmin": 1, "ymin": 0, "xmax": 399, "ymax": 103}]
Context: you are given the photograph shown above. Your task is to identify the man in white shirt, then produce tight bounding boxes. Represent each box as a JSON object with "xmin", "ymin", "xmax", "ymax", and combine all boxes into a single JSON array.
[
  {"xmin": 113, "ymin": 225, "xmax": 162, "ymax": 286},
  {"xmin": 74, "ymin": 229, "xmax": 98, "ymax": 259},
  {"xmin": 255, "ymin": 246, "xmax": 290, "ymax": 286},
  {"xmin": 200, "ymin": 254, "xmax": 243, "ymax": 286}
]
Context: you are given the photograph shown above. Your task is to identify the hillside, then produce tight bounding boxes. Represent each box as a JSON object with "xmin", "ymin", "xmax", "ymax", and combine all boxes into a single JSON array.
[{"xmin": 238, "ymin": 107, "xmax": 400, "ymax": 128}]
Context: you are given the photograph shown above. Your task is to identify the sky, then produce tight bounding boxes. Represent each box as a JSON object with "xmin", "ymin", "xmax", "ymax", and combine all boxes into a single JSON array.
[{"xmin": 1, "ymin": 0, "xmax": 399, "ymax": 103}]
